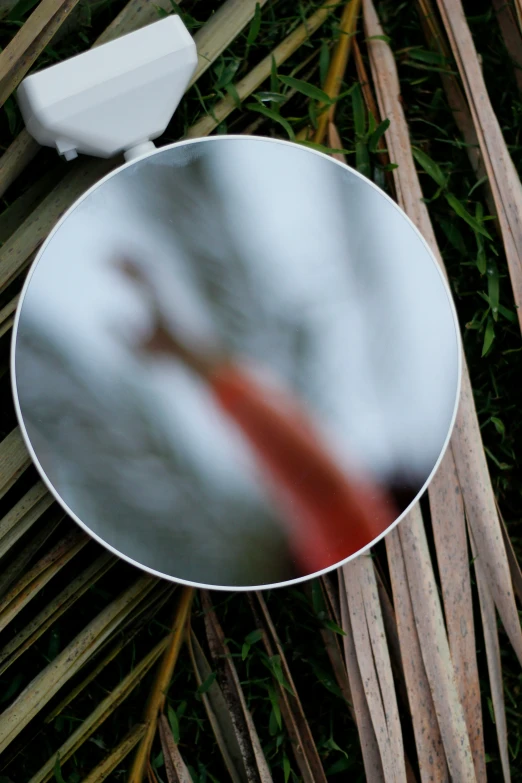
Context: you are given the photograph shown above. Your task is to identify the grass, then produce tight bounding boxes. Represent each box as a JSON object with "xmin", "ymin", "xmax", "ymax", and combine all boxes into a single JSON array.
[{"xmin": 0, "ymin": 0, "xmax": 521, "ymax": 781}]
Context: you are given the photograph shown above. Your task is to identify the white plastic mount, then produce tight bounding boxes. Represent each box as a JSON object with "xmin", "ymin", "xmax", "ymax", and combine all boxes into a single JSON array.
[{"xmin": 16, "ymin": 15, "xmax": 198, "ymax": 162}]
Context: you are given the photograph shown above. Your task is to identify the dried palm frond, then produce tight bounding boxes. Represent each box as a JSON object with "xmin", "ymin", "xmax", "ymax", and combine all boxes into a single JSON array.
[
  {"xmin": 435, "ymin": 0, "xmax": 522, "ymax": 334},
  {"xmin": 0, "ymin": 1, "xmax": 521, "ymax": 780},
  {"xmin": 0, "ymin": 0, "xmax": 81, "ymax": 108}
]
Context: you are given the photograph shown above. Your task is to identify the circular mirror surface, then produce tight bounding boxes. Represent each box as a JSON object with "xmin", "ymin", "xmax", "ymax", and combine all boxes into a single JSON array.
[{"xmin": 13, "ymin": 136, "xmax": 460, "ymax": 589}]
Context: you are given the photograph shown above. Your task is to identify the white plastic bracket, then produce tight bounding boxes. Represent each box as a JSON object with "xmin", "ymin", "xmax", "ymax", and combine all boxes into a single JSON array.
[{"xmin": 16, "ymin": 15, "xmax": 198, "ymax": 161}]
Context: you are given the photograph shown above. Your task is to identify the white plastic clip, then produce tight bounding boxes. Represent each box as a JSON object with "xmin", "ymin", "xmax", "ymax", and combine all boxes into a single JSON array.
[{"xmin": 17, "ymin": 16, "xmax": 198, "ymax": 161}]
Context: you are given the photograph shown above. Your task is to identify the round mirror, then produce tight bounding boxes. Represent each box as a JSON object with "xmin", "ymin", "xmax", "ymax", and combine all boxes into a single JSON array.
[{"xmin": 12, "ymin": 136, "xmax": 460, "ymax": 589}]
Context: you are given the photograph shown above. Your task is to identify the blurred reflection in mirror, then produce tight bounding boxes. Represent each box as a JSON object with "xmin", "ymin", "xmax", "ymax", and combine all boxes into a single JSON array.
[{"xmin": 14, "ymin": 137, "xmax": 459, "ymax": 588}]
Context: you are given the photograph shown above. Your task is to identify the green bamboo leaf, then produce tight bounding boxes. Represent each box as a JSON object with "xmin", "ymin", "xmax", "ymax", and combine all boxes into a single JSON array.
[
  {"xmin": 7, "ymin": 0, "xmax": 40, "ymax": 20},
  {"xmin": 319, "ymin": 40, "xmax": 330, "ymax": 86},
  {"xmin": 487, "ymin": 260, "xmax": 499, "ymax": 320},
  {"xmin": 246, "ymin": 2, "xmax": 262, "ymax": 46},
  {"xmin": 490, "ymin": 417, "xmax": 505, "ymax": 438},
  {"xmin": 445, "ymin": 193, "xmax": 492, "ymax": 239},
  {"xmin": 407, "ymin": 48, "xmax": 447, "ymax": 65},
  {"xmin": 53, "ymin": 756, "xmax": 66, "ymax": 783},
  {"xmin": 267, "ymin": 685, "xmax": 282, "ymax": 730},
  {"xmin": 368, "ymin": 119, "xmax": 390, "ymax": 153},
  {"xmin": 437, "ymin": 215, "xmax": 467, "ymax": 254},
  {"xmin": 197, "ymin": 671, "xmax": 217, "ymax": 695},
  {"xmin": 279, "ymin": 75, "xmax": 331, "ymax": 104},
  {"xmin": 254, "ymin": 91, "xmax": 287, "ymax": 104},
  {"xmin": 283, "ymin": 754, "xmax": 291, "ymax": 783},
  {"xmin": 323, "ymin": 619, "xmax": 347, "ymax": 637},
  {"xmin": 245, "ymin": 103, "xmax": 295, "ymax": 140},
  {"xmin": 352, "ymin": 83, "xmax": 366, "ymax": 137},
  {"xmin": 214, "ymin": 59, "xmax": 241, "ymax": 90},
  {"xmin": 355, "ymin": 140, "xmax": 371, "ymax": 178},
  {"xmin": 412, "ymin": 147, "xmax": 446, "ymax": 188},
  {"xmin": 168, "ymin": 705, "xmax": 180, "ymax": 744},
  {"xmin": 225, "ymin": 82, "xmax": 242, "ymax": 108},
  {"xmin": 482, "ymin": 316, "xmax": 495, "ymax": 356},
  {"xmin": 297, "ymin": 139, "xmax": 353, "ymax": 155}
]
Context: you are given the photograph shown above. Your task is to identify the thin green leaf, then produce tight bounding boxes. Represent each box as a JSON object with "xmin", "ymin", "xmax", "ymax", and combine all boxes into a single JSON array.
[
  {"xmin": 168, "ymin": 705, "xmax": 180, "ymax": 745},
  {"xmin": 482, "ymin": 316, "xmax": 495, "ymax": 356},
  {"xmin": 297, "ymin": 139, "xmax": 353, "ymax": 155},
  {"xmin": 323, "ymin": 619, "xmax": 347, "ymax": 637},
  {"xmin": 53, "ymin": 756, "xmax": 66, "ymax": 783},
  {"xmin": 412, "ymin": 147, "xmax": 446, "ymax": 187},
  {"xmin": 265, "ymin": 655, "xmax": 294, "ymax": 695},
  {"xmin": 355, "ymin": 139, "xmax": 371, "ymax": 178},
  {"xmin": 245, "ymin": 103, "xmax": 295, "ymax": 140},
  {"xmin": 445, "ymin": 193, "xmax": 493, "ymax": 239},
  {"xmin": 267, "ymin": 685, "xmax": 282, "ymax": 730},
  {"xmin": 245, "ymin": 629, "xmax": 264, "ymax": 645},
  {"xmin": 197, "ymin": 672, "xmax": 217, "ymax": 695},
  {"xmin": 224, "ymin": 83, "xmax": 242, "ymax": 108},
  {"xmin": 279, "ymin": 75, "xmax": 331, "ymax": 104},
  {"xmin": 283, "ymin": 755, "xmax": 291, "ymax": 783},
  {"xmin": 319, "ymin": 41, "xmax": 330, "ymax": 86},
  {"xmin": 368, "ymin": 119, "xmax": 390, "ymax": 153},
  {"xmin": 7, "ymin": 0, "xmax": 40, "ymax": 21},
  {"xmin": 490, "ymin": 417, "xmax": 505, "ymax": 437},
  {"xmin": 214, "ymin": 59, "xmax": 241, "ymax": 91},
  {"xmin": 407, "ymin": 48, "xmax": 447, "ymax": 65},
  {"xmin": 367, "ymin": 34, "xmax": 391, "ymax": 43},
  {"xmin": 352, "ymin": 83, "xmax": 366, "ymax": 137},
  {"xmin": 254, "ymin": 91, "xmax": 287, "ymax": 104},
  {"xmin": 246, "ymin": 2, "xmax": 262, "ymax": 46},
  {"xmin": 437, "ymin": 215, "xmax": 467, "ymax": 254},
  {"xmin": 487, "ymin": 261, "xmax": 500, "ymax": 320}
]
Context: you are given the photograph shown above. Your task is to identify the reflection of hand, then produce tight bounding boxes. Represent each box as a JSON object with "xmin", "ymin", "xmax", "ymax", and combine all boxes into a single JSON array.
[
  {"xmin": 113, "ymin": 256, "xmax": 398, "ymax": 577},
  {"xmin": 112, "ymin": 258, "xmax": 217, "ymax": 376}
]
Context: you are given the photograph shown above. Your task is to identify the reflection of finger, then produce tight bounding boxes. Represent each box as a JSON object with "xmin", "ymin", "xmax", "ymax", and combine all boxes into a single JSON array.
[{"xmin": 113, "ymin": 258, "xmax": 157, "ymax": 302}]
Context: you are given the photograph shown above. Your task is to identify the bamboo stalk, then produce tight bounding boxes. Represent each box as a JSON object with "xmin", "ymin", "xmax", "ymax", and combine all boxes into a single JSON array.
[
  {"xmin": 0, "ymin": 575, "xmax": 157, "ymax": 753},
  {"xmin": 362, "ymin": 0, "xmax": 522, "ymax": 668},
  {"xmin": 189, "ymin": 0, "xmax": 269, "ymax": 87},
  {"xmin": 338, "ymin": 568, "xmax": 386, "ymax": 782},
  {"xmin": 201, "ymin": 591, "xmax": 273, "ymax": 782},
  {"xmin": 0, "ymin": 529, "xmax": 87, "ymax": 633},
  {"xmin": 128, "ymin": 586, "xmax": 194, "ymax": 783},
  {"xmin": 429, "ymin": 451, "xmax": 486, "ymax": 781},
  {"xmin": 342, "ymin": 556, "xmax": 406, "ymax": 782},
  {"xmin": 0, "ymin": 0, "xmax": 81, "ymax": 108},
  {"xmin": 29, "ymin": 637, "xmax": 169, "ymax": 783},
  {"xmin": 0, "ymin": 427, "xmax": 31, "ymax": 500},
  {"xmin": 81, "ymin": 724, "xmax": 147, "ymax": 783},
  {"xmin": 0, "ymin": 482, "xmax": 52, "ymax": 559},
  {"xmin": 314, "ymin": 0, "xmax": 361, "ymax": 144},
  {"xmin": 187, "ymin": 630, "xmax": 247, "ymax": 783},
  {"xmin": 386, "ymin": 529, "xmax": 449, "ymax": 782},
  {"xmin": 46, "ymin": 583, "xmax": 174, "ymax": 723},
  {"xmin": 0, "ymin": 551, "xmax": 115, "ymax": 676},
  {"xmin": 250, "ymin": 593, "xmax": 328, "ymax": 783},
  {"xmin": 398, "ymin": 505, "xmax": 476, "ymax": 781},
  {"xmin": 469, "ymin": 528, "xmax": 511, "ymax": 783},
  {"xmin": 492, "ymin": 0, "xmax": 522, "ymax": 94},
  {"xmin": 185, "ymin": 2, "xmax": 336, "ymax": 139}
]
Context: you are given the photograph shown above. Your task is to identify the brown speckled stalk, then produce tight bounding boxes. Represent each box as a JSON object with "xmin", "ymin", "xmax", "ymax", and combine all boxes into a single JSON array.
[
  {"xmin": 386, "ymin": 528, "xmax": 449, "ymax": 783},
  {"xmin": 429, "ymin": 451, "xmax": 486, "ymax": 781}
]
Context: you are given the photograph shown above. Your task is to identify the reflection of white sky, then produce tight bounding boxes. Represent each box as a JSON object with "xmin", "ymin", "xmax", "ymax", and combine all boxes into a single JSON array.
[{"xmin": 16, "ymin": 138, "xmax": 459, "ymax": 583}]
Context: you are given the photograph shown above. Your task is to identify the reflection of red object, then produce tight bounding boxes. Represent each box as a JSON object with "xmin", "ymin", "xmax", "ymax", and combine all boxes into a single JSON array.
[
  {"xmin": 210, "ymin": 365, "xmax": 397, "ymax": 573},
  {"xmin": 115, "ymin": 258, "xmax": 398, "ymax": 575}
]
